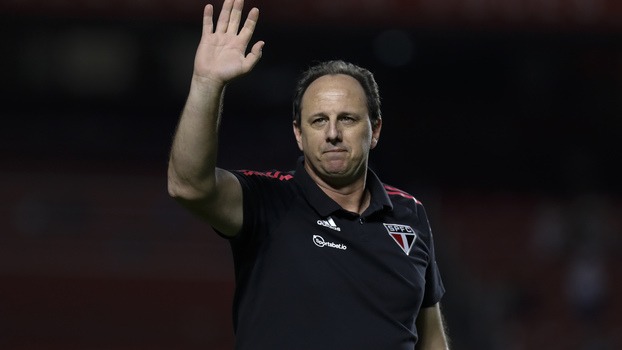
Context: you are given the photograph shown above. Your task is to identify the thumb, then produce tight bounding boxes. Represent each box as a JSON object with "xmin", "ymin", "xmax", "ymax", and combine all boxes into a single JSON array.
[{"xmin": 243, "ymin": 41, "xmax": 265, "ymax": 72}]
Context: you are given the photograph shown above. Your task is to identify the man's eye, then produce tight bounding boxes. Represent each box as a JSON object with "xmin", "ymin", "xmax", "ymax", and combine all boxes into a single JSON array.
[{"xmin": 312, "ymin": 118, "xmax": 327, "ymax": 125}]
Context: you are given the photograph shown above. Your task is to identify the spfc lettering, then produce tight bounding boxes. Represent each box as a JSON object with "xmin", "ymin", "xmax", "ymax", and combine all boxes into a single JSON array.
[{"xmin": 384, "ymin": 224, "xmax": 415, "ymax": 234}]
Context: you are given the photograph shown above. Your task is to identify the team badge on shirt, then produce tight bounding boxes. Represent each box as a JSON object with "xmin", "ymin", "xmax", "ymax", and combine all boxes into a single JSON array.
[{"xmin": 383, "ymin": 223, "xmax": 417, "ymax": 255}]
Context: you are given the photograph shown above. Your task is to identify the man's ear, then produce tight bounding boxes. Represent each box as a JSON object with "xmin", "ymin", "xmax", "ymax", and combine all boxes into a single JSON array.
[
  {"xmin": 293, "ymin": 121, "xmax": 303, "ymax": 151},
  {"xmin": 371, "ymin": 137, "xmax": 378, "ymax": 148},
  {"xmin": 371, "ymin": 118, "xmax": 382, "ymax": 150}
]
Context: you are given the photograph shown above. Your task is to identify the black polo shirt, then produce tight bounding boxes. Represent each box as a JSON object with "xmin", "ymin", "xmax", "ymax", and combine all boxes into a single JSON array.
[{"xmin": 225, "ymin": 158, "xmax": 445, "ymax": 350}]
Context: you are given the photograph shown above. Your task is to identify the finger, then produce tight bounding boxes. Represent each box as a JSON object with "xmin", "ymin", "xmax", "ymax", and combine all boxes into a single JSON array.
[
  {"xmin": 249, "ymin": 40, "xmax": 265, "ymax": 59},
  {"xmin": 202, "ymin": 4, "xmax": 214, "ymax": 36},
  {"xmin": 215, "ymin": 0, "xmax": 234, "ymax": 33},
  {"xmin": 238, "ymin": 7, "xmax": 259, "ymax": 42},
  {"xmin": 226, "ymin": 0, "xmax": 244, "ymax": 34},
  {"xmin": 242, "ymin": 40, "xmax": 264, "ymax": 72}
]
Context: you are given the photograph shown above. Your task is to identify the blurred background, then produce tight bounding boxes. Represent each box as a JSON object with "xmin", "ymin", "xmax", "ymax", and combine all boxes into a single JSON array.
[{"xmin": 1, "ymin": 0, "xmax": 621, "ymax": 349}]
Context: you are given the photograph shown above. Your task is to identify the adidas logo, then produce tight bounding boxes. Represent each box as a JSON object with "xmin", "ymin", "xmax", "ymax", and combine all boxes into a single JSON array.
[{"xmin": 316, "ymin": 217, "xmax": 341, "ymax": 231}]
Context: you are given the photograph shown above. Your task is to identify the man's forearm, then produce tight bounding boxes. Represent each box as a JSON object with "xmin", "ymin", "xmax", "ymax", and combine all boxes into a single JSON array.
[
  {"xmin": 415, "ymin": 303, "xmax": 450, "ymax": 350},
  {"xmin": 168, "ymin": 77, "xmax": 226, "ymax": 199}
]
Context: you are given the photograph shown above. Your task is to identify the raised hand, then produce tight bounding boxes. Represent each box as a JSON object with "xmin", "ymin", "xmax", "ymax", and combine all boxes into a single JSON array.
[{"xmin": 193, "ymin": 0, "xmax": 264, "ymax": 85}]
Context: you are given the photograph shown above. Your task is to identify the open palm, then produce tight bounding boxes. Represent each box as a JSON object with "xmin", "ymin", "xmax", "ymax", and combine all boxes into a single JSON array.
[{"xmin": 193, "ymin": 0, "xmax": 264, "ymax": 84}]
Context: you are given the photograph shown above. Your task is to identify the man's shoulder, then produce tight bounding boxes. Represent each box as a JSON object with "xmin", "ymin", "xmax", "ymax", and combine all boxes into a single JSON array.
[
  {"xmin": 236, "ymin": 169, "xmax": 295, "ymax": 182},
  {"xmin": 382, "ymin": 183, "xmax": 422, "ymax": 205},
  {"xmin": 232, "ymin": 169, "xmax": 299, "ymax": 206},
  {"xmin": 232, "ymin": 169, "xmax": 298, "ymax": 196},
  {"xmin": 380, "ymin": 183, "xmax": 431, "ymax": 230}
]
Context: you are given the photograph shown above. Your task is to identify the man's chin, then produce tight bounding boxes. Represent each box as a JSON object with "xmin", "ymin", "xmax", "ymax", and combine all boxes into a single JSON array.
[{"xmin": 321, "ymin": 162, "xmax": 348, "ymax": 176}]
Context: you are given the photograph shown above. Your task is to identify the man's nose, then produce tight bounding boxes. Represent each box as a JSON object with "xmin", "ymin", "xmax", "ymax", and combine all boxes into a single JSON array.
[{"xmin": 325, "ymin": 120, "xmax": 342, "ymax": 143}]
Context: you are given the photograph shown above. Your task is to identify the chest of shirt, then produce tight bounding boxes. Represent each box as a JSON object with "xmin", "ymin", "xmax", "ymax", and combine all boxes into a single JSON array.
[{"xmin": 254, "ymin": 201, "xmax": 430, "ymax": 309}]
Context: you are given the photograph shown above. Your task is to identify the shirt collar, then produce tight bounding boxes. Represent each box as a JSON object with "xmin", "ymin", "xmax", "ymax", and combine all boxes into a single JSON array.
[{"xmin": 293, "ymin": 157, "xmax": 393, "ymax": 217}]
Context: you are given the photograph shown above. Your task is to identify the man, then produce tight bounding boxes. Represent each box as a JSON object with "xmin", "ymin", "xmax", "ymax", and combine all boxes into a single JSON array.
[{"xmin": 168, "ymin": 0, "xmax": 450, "ymax": 349}]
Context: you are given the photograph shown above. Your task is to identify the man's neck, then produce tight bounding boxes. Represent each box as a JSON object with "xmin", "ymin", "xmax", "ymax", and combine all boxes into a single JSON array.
[
  {"xmin": 305, "ymin": 163, "xmax": 370, "ymax": 215},
  {"xmin": 320, "ymin": 184, "xmax": 370, "ymax": 215}
]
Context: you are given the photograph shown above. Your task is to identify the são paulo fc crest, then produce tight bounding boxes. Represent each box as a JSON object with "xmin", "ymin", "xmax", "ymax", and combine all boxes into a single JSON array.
[{"xmin": 383, "ymin": 223, "xmax": 417, "ymax": 255}]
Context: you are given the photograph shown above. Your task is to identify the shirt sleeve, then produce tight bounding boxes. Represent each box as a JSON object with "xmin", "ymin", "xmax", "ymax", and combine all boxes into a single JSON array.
[
  {"xmin": 226, "ymin": 170, "xmax": 294, "ymax": 244},
  {"xmin": 418, "ymin": 204, "xmax": 446, "ymax": 308},
  {"xmin": 226, "ymin": 170, "xmax": 268, "ymax": 243}
]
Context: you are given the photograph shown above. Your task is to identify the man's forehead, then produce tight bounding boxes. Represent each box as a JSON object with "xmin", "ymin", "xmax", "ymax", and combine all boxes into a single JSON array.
[{"xmin": 302, "ymin": 75, "xmax": 366, "ymax": 102}]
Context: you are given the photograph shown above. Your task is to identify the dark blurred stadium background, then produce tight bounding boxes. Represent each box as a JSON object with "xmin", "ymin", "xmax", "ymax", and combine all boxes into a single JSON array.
[{"xmin": 1, "ymin": 0, "xmax": 621, "ymax": 349}]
